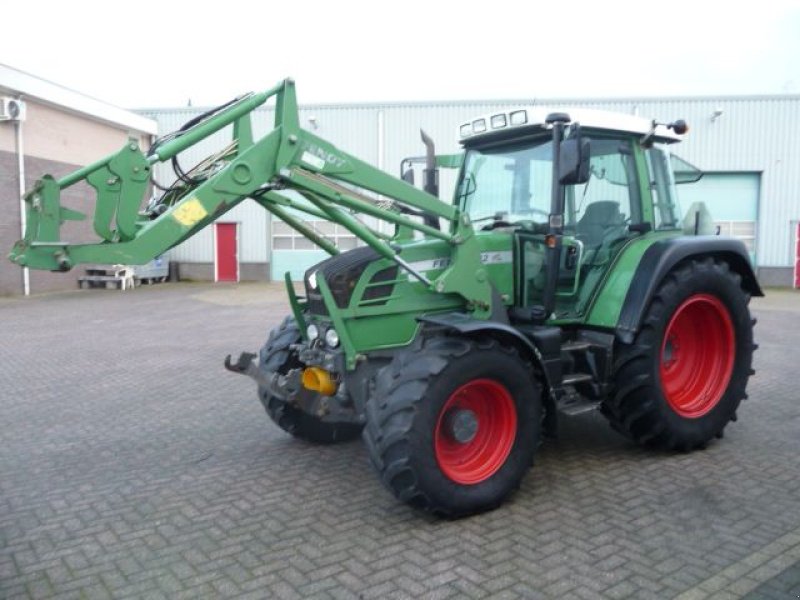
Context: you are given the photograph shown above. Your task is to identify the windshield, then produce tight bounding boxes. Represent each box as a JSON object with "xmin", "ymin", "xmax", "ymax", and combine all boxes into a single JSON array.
[{"xmin": 458, "ymin": 137, "xmax": 553, "ymax": 224}]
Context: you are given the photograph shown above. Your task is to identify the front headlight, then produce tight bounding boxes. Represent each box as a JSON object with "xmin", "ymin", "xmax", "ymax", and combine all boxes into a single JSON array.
[
  {"xmin": 324, "ymin": 328, "xmax": 340, "ymax": 348},
  {"xmin": 308, "ymin": 270, "xmax": 318, "ymax": 289},
  {"xmin": 307, "ymin": 324, "xmax": 320, "ymax": 340}
]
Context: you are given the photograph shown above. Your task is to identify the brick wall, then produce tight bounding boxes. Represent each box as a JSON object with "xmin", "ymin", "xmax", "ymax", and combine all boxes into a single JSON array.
[{"xmin": 172, "ymin": 262, "xmax": 270, "ymax": 282}]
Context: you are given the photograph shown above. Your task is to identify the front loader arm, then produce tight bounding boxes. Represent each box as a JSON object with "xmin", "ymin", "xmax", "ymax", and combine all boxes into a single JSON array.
[{"xmin": 8, "ymin": 79, "xmax": 493, "ymax": 316}]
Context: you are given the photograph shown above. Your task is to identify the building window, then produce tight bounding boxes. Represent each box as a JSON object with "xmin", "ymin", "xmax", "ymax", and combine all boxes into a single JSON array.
[
  {"xmin": 271, "ymin": 219, "xmax": 358, "ymax": 250},
  {"xmin": 716, "ymin": 221, "xmax": 756, "ymax": 253}
]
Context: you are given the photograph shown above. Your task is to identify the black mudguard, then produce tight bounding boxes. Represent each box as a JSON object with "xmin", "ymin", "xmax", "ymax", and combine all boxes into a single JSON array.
[
  {"xmin": 616, "ymin": 236, "xmax": 763, "ymax": 344},
  {"xmin": 416, "ymin": 313, "xmax": 561, "ymax": 394}
]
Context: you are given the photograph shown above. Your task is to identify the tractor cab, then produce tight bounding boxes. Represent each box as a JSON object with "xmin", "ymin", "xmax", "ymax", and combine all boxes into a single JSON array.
[{"xmin": 456, "ymin": 108, "xmax": 686, "ymax": 320}]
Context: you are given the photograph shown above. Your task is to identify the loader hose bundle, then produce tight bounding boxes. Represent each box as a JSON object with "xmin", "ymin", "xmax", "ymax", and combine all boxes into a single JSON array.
[{"xmin": 145, "ymin": 95, "xmax": 250, "ymax": 216}]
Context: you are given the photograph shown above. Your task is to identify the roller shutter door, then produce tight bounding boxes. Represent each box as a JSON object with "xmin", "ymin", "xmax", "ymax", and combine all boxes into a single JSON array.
[{"xmin": 678, "ymin": 172, "xmax": 760, "ymax": 264}]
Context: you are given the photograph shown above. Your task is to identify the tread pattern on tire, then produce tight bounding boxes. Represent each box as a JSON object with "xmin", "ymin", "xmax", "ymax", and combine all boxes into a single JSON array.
[
  {"xmin": 602, "ymin": 257, "xmax": 756, "ymax": 450},
  {"xmin": 258, "ymin": 316, "xmax": 362, "ymax": 444},
  {"xmin": 363, "ymin": 335, "xmax": 540, "ymax": 517}
]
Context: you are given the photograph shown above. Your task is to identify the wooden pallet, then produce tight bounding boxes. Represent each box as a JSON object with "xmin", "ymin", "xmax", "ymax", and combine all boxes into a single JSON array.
[{"xmin": 78, "ymin": 266, "xmax": 135, "ymax": 291}]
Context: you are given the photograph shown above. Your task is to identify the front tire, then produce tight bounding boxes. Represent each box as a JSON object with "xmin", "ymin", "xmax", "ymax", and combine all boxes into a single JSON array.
[
  {"xmin": 258, "ymin": 317, "xmax": 362, "ymax": 444},
  {"xmin": 603, "ymin": 258, "xmax": 755, "ymax": 450},
  {"xmin": 363, "ymin": 336, "xmax": 542, "ymax": 517}
]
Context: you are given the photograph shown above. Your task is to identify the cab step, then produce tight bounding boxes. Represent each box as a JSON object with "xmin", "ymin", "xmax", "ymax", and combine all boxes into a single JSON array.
[
  {"xmin": 556, "ymin": 393, "xmax": 601, "ymax": 416},
  {"xmin": 561, "ymin": 340, "xmax": 592, "ymax": 353},
  {"xmin": 562, "ymin": 372, "xmax": 594, "ymax": 385}
]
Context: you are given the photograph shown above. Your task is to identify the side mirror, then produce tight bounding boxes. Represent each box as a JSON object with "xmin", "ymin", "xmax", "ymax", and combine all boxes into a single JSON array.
[
  {"xmin": 559, "ymin": 133, "xmax": 590, "ymax": 185},
  {"xmin": 401, "ymin": 167, "xmax": 415, "ymax": 185}
]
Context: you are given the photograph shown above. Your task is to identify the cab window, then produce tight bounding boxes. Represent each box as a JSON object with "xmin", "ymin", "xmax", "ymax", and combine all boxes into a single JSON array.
[{"xmin": 566, "ymin": 137, "xmax": 639, "ymax": 248}]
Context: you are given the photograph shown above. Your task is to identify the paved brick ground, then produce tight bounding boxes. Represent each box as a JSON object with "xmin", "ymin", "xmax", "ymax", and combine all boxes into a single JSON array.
[{"xmin": 1, "ymin": 283, "xmax": 799, "ymax": 599}]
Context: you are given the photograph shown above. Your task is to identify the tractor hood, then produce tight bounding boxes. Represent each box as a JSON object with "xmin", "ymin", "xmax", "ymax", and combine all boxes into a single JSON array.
[{"xmin": 303, "ymin": 232, "xmax": 517, "ymax": 319}]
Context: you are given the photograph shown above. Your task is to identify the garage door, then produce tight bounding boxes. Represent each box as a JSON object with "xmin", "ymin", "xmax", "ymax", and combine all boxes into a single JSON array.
[
  {"xmin": 678, "ymin": 172, "xmax": 760, "ymax": 264},
  {"xmin": 270, "ymin": 216, "xmax": 358, "ymax": 281}
]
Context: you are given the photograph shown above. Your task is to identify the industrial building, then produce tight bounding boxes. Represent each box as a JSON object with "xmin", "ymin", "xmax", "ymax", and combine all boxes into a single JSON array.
[
  {"xmin": 1, "ymin": 64, "xmax": 798, "ymax": 294},
  {"xmin": 141, "ymin": 92, "xmax": 800, "ymax": 288},
  {"xmin": 0, "ymin": 64, "xmax": 157, "ymax": 296}
]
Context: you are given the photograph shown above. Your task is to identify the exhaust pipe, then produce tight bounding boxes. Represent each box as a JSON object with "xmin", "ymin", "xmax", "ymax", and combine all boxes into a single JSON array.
[
  {"xmin": 420, "ymin": 129, "xmax": 439, "ymax": 198},
  {"xmin": 419, "ymin": 130, "xmax": 440, "ymax": 230}
]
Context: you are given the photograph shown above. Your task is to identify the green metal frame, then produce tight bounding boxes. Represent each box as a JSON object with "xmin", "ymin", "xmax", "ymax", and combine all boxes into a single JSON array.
[{"xmin": 9, "ymin": 79, "xmax": 493, "ymax": 318}]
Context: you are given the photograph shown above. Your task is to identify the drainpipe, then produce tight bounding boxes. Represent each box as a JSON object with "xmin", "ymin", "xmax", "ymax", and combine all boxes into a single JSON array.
[
  {"xmin": 377, "ymin": 109, "xmax": 385, "ymax": 235},
  {"xmin": 15, "ymin": 118, "xmax": 30, "ymax": 296},
  {"xmin": 377, "ymin": 109, "xmax": 385, "ymax": 172}
]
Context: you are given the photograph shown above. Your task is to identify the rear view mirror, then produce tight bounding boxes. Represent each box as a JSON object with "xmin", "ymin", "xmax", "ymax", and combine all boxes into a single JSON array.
[{"xmin": 559, "ymin": 133, "xmax": 590, "ymax": 185}]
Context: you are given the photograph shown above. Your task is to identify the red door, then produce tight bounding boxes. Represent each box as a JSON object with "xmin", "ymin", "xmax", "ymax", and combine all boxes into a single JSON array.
[{"xmin": 215, "ymin": 223, "xmax": 238, "ymax": 282}]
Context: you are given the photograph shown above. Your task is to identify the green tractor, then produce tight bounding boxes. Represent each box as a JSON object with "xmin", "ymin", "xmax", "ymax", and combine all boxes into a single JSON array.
[{"xmin": 10, "ymin": 80, "xmax": 760, "ymax": 516}]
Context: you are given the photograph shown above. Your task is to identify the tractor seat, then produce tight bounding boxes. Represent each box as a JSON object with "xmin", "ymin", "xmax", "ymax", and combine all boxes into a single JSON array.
[{"xmin": 576, "ymin": 201, "xmax": 625, "ymax": 248}]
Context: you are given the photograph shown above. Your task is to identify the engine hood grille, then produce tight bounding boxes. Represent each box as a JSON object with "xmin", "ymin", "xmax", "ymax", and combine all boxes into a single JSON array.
[{"xmin": 304, "ymin": 247, "xmax": 382, "ymax": 315}]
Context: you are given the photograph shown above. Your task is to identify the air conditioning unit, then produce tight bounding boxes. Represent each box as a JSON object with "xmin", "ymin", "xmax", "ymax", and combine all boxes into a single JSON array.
[{"xmin": 0, "ymin": 97, "xmax": 26, "ymax": 122}]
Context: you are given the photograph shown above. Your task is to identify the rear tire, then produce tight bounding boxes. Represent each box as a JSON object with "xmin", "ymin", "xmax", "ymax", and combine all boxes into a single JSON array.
[
  {"xmin": 363, "ymin": 336, "xmax": 541, "ymax": 517},
  {"xmin": 258, "ymin": 317, "xmax": 362, "ymax": 444},
  {"xmin": 603, "ymin": 258, "xmax": 755, "ymax": 450}
]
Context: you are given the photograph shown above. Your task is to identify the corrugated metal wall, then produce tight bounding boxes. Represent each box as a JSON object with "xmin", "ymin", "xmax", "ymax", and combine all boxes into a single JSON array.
[{"xmin": 141, "ymin": 93, "xmax": 800, "ymax": 270}]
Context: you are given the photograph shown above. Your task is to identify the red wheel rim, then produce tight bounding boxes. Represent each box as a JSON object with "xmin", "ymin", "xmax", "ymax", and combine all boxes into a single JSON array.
[
  {"xmin": 434, "ymin": 379, "xmax": 517, "ymax": 485},
  {"xmin": 660, "ymin": 294, "xmax": 735, "ymax": 418}
]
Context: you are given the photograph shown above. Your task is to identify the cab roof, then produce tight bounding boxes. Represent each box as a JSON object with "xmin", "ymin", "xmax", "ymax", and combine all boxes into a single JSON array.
[{"xmin": 458, "ymin": 107, "xmax": 683, "ymax": 146}]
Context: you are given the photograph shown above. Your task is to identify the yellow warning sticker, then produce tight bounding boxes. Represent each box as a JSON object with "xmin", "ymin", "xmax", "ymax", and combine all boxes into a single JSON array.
[{"xmin": 172, "ymin": 197, "xmax": 208, "ymax": 227}]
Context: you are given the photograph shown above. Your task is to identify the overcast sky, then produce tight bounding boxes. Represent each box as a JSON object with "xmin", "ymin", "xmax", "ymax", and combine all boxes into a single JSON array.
[{"xmin": 2, "ymin": 0, "xmax": 799, "ymax": 109}]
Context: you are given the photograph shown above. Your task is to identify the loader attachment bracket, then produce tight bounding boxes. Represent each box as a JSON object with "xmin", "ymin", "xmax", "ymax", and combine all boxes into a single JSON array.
[
  {"xmin": 84, "ymin": 142, "xmax": 151, "ymax": 242},
  {"xmin": 21, "ymin": 175, "xmax": 82, "ymax": 244}
]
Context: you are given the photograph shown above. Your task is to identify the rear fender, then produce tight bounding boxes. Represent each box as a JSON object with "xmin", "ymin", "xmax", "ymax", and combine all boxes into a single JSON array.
[{"xmin": 615, "ymin": 236, "xmax": 763, "ymax": 343}]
